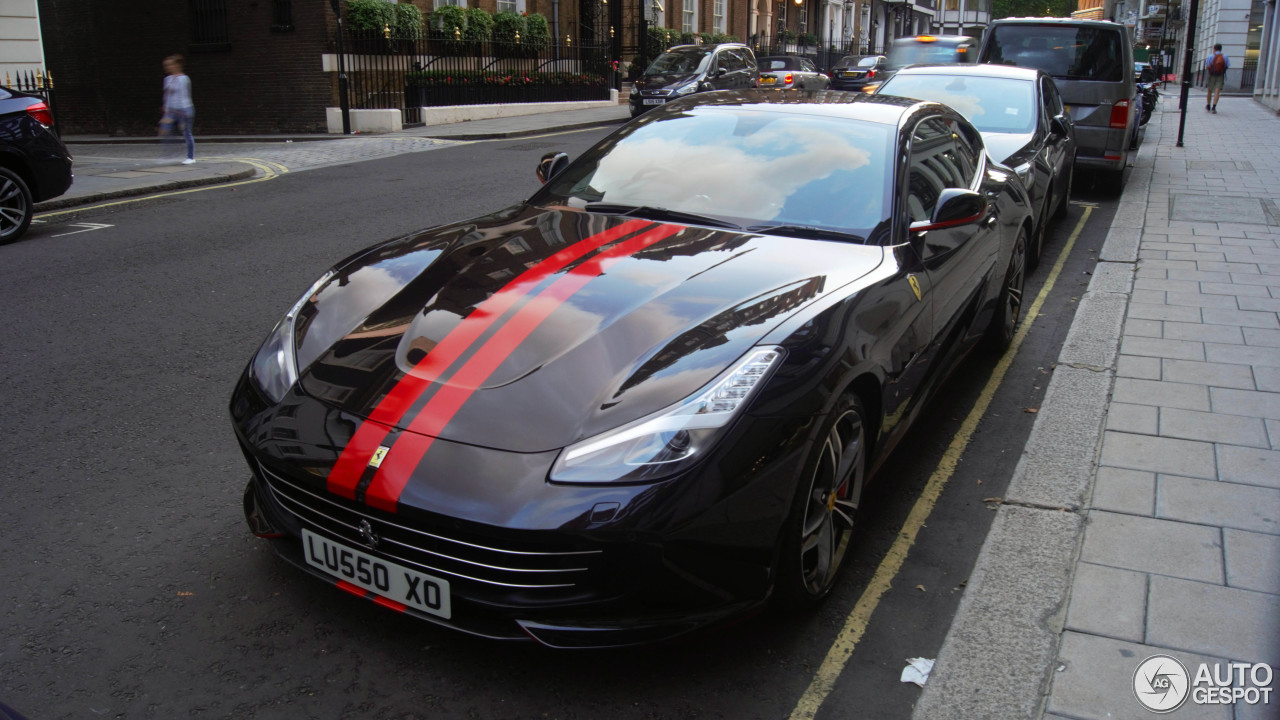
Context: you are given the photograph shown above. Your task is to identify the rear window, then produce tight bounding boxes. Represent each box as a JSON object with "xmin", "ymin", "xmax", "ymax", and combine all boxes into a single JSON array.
[
  {"xmin": 759, "ymin": 57, "xmax": 800, "ymax": 70},
  {"xmin": 858, "ymin": 57, "xmax": 880, "ymax": 67},
  {"xmin": 878, "ymin": 74, "xmax": 1037, "ymax": 133},
  {"xmin": 888, "ymin": 40, "xmax": 972, "ymax": 69},
  {"xmin": 984, "ymin": 24, "xmax": 1124, "ymax": 81}
]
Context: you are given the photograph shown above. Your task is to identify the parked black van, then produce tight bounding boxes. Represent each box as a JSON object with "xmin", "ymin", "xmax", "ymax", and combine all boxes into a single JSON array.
[{"xmin": 629, "ymin": 44, "xmax": 759, "ymax": 117}]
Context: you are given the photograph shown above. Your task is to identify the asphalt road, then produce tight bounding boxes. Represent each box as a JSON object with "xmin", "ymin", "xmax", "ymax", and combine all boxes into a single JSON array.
[{"xmin": 0, "ymin": 130, "xmax": 1118, "ymax": 720}]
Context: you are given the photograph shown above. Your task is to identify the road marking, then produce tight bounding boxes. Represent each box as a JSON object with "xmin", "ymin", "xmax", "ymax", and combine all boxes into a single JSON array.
[
  {"xmin": 787, "ymin": 205, "xmax": 1096, "ymax": 720},
  {"xmin": 33, "ymin": 157, "xmax": 287, "ymax": 220},
  {"xmin": 49, "ymin": 222, "xmax": 114, "ymax": 237}
]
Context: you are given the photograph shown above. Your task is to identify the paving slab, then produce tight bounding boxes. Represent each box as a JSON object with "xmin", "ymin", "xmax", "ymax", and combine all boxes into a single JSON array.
[
  {"xmin": 1099, "ymin": 431, "xmax": 1217, "ymax": 478},
  {"xmin": 1211, "ymin": 387, "xmax": 1280, "ymax": 419},
  {"xmin": 1079, "ymin": 510, "xmax": 1223, "ymax": 583},
  {"xmin": 1218, "ymin": 445, "xmax": 1280, "ymax": 489},
  {"xmin": 1091, "ymin": 467, "xmax": 1156, "ymax": 516},
  {"xmin": 1113, "ymin": 377, "xmax": 1211, "ymax": 411},
  {"xmin": 1146, "ymin": 575, "xmax": 1280, "ymax": 665},
  {"xmin": 1158, "ymin": 407, "xmax": 1271, "ymax": 448},
  {"xmin": 1064, "ymin": 562, "xmax": 1148, "ymax": 642},
  {"xmin": 1046, "ymin": 632, "xmax": 1232, "ymax": 720},
  {"xmin": 1156, "ymin": 474, "xmax": 1280, "ymax": 534},
  {"xmin": 1224, "ymin": 528, "xmax": 1280, "ymax": 593},
  {"xmin": 1162, "ymin": 359, "xmax": 1256, "ymax": 389}
]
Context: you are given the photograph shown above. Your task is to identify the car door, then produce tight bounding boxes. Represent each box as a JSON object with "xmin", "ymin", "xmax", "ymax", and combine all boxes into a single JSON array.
[
  {"xmin": 710, "ymin": 49, "xmax": 739, "ymax": 90},
  {"xmin": 906, "ymin": 116, "xmax": 999, "ymax": 354},
  {"xmin": 800, "ymin": 58, "xmax": 825, "ymax": 89},
  {"xmin": 1040, "ymin": 75, "xmax": 1072, "ymax": 209}
]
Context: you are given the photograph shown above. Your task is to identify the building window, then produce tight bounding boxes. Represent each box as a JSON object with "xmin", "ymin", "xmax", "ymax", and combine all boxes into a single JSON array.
[
  {"xmin": 713, "ymin": 0, "xmax": 725, "ymax": 33},
  {"xmin": 497, "ymin": 0, "xmax": 526, "ymax": 12},
  {"xmin": 683, "ymin": 0, "xmax": 698, "ymax": 33},
  {"xmin": 435, "ymin": 0, "xmax": 466, "ymax": 7},
  {"xmin": 190, "ymin": 0, "xmax": 230, "ymax": 46},
  {"xmin": 271, "ymin": 0, "xmax": 294, "ymax": 31}
]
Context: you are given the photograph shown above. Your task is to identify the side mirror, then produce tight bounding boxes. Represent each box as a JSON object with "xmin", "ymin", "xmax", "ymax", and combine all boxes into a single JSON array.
[
  {"xmin": 715, "ymin": 67, "xmax": 729, "ymax": 78},
  {"xmin": 1050, "ymin": 114, "xmax": 1070, "ymax": 138},
  {"xmin": 536, "ymin": 152, "xmax": 570, "ymax": 185},
  {"xmin": 909, "ymin": 189, "xmax": 988, "ymax": 233}
]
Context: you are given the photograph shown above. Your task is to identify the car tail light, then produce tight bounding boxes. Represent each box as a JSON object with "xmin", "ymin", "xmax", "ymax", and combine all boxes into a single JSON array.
[
  {"xmin": 26, "ymin": 101, "xmax": 54, "ymax": 127},
  {"xmin": 785, "ymin": 73, "xmax": 793, "ymax": 84},
  {"xmin": 1110, "ymin": 100, "xmax": 1130, "ymax": 129},
  {"xmin": 867, "ymin": 69, "xmax": 876, "ymax": 78}
]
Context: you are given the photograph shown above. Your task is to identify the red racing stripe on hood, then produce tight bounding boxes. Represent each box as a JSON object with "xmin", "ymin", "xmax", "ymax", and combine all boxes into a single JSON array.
[
  {"xmin": 363, "ymin": 222, "xmax": 688, "ymax": 513},
  {"xmin": 325, "ymin": 218, "xmax": 653, "ymax": 500}
]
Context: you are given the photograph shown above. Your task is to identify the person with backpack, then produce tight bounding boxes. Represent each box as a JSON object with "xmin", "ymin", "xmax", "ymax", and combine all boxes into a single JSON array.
[{"xmin": 1204, "ymin": 43, "xmax": 1229, "ymax": 113}]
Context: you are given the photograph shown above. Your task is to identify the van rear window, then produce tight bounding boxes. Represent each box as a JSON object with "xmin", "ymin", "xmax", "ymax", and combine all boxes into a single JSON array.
[{"xmin": 984, "ymin": 25, "xmax": 1123, "ymax": 81}]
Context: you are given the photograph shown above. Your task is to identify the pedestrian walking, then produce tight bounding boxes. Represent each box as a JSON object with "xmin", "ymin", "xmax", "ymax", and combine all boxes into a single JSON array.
[
  {"xmin": 1204, "ymin": 43, "xmax": 1229, "ymax": 114},
  {"xmin": 161, "ymin": 54, "xmax": 195, "ymax": 164}
]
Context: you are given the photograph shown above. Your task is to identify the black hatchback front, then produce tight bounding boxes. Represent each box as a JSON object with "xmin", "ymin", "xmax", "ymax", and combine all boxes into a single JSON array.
[{"xmin": 629, "ymin": 44, "xmax": 758, "ymax": 117}]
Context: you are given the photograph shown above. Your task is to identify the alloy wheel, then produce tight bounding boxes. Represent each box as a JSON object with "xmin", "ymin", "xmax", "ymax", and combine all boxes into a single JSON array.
[
  {"xmin": 798, "ymin": 409, "xmax": 865, "ymax": 595},
  {"xmin": 0, "ymin": 173, "xmax": 31, "ymax": 241}
]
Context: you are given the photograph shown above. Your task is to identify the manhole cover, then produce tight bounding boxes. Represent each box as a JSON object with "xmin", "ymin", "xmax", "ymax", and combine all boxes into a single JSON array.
[
  {"xmin": 1170, "ymin": 194, "xmax": 1273, "ymax": 224},
  {"xmin": 1187, "ymin": 160, "xmax": 1255, "ymax": 171}
]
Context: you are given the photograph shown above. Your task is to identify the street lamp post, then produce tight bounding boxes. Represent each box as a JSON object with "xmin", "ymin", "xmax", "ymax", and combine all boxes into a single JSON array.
[{"xmin": 1175, "ymin": 0, "xmax": 1201, "ymax": 145}]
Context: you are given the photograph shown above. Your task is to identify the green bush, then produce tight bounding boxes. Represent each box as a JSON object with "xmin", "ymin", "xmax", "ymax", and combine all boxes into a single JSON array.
[
  {"xmin": 800, "ymin": 32, "xmax": 818, "ymax": 46},
  {"xmin": 646, "ymin": 26, "xmax": 673, "ymax": 53},
  {"xmin": 492, "ymin": 11, "xmax": 524, "ymax": 43},
  {"xmin": 393, "ymin": 3, "xmax": 424, "ymax": 38},
  {"xmin": 430, "ymin": 5, "xmax": 466, "ymax": 34},
  {"xmin": 699, "ymin": 31, "xmax": 714, "ymax": 45},
  {"xmin": 524, "ymin": 13, "xmax": 550, "ymax": 51},
  {"xmin": 463, "ymin": 7, "xmax": 493, "ymax": 42},
  {"xmin": 678, "ymin": 31, "xmax": 697, "ymax": 44},
  {"xmin": 347, "ymin": 0, "xmax": 396, "ymax": 31}
]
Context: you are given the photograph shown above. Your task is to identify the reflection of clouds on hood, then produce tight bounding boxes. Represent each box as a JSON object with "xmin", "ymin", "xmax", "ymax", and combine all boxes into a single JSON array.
[
  {"xmin": 297, "ymin": 264, "xmax": 408, "ymax": 370},
  {"xmin": 591, "ymin": 124, "xmax": 872, "ymax": 222}
]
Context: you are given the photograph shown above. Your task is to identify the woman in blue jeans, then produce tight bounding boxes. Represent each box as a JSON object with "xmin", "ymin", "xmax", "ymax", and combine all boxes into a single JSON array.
[{"xmin": 161, "ymin": 55, "xmax": 195, "ymax": 164}]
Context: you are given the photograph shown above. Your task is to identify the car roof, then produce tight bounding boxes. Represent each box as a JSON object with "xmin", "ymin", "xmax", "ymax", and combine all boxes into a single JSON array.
[
  {"xmin": 658, "ymin": 89, "xmax": 946, "ymax": 126},
  {"xmin": 666, "ymin": 43, "xmax": 749, "ymax": 51},
  {"xmin": 890, "ymin": 63, "xmax": 1046, "ymax": 81},
  {"xmin": 988, "ymin": 17, "xmax": 1126, "ymax": 28}
]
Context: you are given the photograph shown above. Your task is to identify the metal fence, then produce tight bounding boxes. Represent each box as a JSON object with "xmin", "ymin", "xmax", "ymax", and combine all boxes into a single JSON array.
[
  {"xmin": 1241, "ymin": 57, "xmax": 1258, "ymax": 91},
  {"xmin": 340, "ymin": 30, "xmax": 616, "ymax": 124},
  {"xmin": 6, "ymin": 69, "xmax": 58, "ymax": 136}
]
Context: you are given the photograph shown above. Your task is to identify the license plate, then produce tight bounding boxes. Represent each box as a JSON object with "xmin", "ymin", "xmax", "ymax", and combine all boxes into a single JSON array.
[
  {"xmin": 760, "ymin": 77, "xmax": 777, "ymax": 83},
  {"xmin": 643, "ymin": 98, "xmax": 664, "ymax": 105},
  {"xmin": 842, "ymin": 71, "xmax": 858, "ymax": 77},
  {"xmin": 302, "ymin": 528, "xmax": 452, "ymax": 619}
]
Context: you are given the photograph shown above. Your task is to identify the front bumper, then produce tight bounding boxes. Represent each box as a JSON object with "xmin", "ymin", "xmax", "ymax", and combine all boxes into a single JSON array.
[{"xmin": 231, "ymin": 374, "xmax": 814, "ymax": 648}]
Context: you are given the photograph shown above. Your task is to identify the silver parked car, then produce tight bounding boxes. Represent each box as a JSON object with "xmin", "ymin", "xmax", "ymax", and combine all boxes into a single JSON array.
[
  {"xmin": 979, "ymin": 18, "xmax": 1138, "ymax": 193},
  {"xmin": 755, "ymin": 56, "xmax": 830, "ymax": 90}
]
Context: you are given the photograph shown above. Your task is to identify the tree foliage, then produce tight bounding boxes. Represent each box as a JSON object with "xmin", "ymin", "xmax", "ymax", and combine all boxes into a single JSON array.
[{"xmin": 991, "ymin": 0, "xmax": 1076, "ymax": 20}]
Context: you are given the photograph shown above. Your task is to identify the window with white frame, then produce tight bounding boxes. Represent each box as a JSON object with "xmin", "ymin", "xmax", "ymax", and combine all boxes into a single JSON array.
[
  {"xmin": 683, "ymin": 0, "xmax": 698, "ymax": 34},
  {"xmin": 434, "ymin": 0, "xmax": 466, "ymax": 8},
  {"xmin": 713, "ymin": 0, "xmax": 725, "ymax": 33},
  {"xmin": 497, "ymin": 0, "xmax": 526, "ymax": 12}
]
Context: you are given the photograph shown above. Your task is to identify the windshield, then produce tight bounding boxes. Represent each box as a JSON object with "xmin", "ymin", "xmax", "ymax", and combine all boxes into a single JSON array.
[
  {"xmin": 533, "ymin": 107, "xmax": 893, "ymax": 238},
  {"xmin": 888, "ymin": 41, "xmax": 970, "ymax": 69},
  {"xmin": 645, "ymin": 49, "xmax": 712, "ymax": 76},
  {"xmin": 879, "ymin": 74, "xmax": 1037, "ymax": 133},
  {"xmin": 984, "ymin": 25, "xmax": 1124, "ymax": 81}
]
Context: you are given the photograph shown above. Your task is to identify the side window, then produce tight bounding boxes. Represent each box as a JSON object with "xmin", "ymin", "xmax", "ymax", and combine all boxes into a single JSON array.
[
  {"xmin": 907, "ymin": 118, "xmax": 975, "ymax": 223},
  {"xmin": 802, "ymin": 59, "xmax": 817, "ymax": 72},
  {"xmin": 732, "ymin": 49, "xmax": 752, "ymax": 72},
  {"xmin": 716, "ymin": 50, "xmax": 737, "ymax": 73},
  {"xmin": 1042, "ymin": 77, "xmax": 1065, "ymax": 117},
  {"xmin": 949, "ymin": 119, "xmax": 981, "ymax": 185}
]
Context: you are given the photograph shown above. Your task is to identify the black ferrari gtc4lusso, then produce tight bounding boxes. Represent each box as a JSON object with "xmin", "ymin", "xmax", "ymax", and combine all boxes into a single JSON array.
[{"xmin": 230, "ymin": 90, "xmax": 1033, "ymax": 648}]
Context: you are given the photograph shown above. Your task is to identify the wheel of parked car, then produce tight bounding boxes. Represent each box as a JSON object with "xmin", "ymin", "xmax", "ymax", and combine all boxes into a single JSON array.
[
  {"xmin": 986, "ymin": 226, "xmax": 1028, "ymax": 353},
  {"xmin": 0, "ymin": 167, "xmax": 34, "ymax": 244},
  {"xmin": 1053, "ymin": 161, "xmax": 1074, "ymax": 222},
  {"xmin": 776, "ymin": 392, "xmax": 868, "ymax": 609}
]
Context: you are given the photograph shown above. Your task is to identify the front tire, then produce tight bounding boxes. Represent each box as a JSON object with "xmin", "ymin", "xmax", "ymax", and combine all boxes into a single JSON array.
[
  {"xmin": 0, "ymin": 167, "xmax": 34, "ymax": 244},
  {"xmin": 776, "ymin": 394, "xmax": 868, "ymax": 610},
  {"xmin": 1052, "ymin": 162, "xmax": 1074, "ymax": 222},
  {"xmin": 985, "ymin": 227, "xmax": 1028, "ymax": 353}
]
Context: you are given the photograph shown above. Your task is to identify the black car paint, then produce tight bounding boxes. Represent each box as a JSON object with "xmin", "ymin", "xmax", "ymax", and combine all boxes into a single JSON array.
[
  {"xmin": 629, "ymin": 45, "xmax": 758, "ymax": 117},
  {"xmin": 829, "ymin": 55, "xmax": 887, "ymax": 91},
  {"xmin": 230, "ymin": 92, "xmax": 1032, "ymax": 647},
  {"xmin": 0, "ymin": 86, "xmax": 72, "ymax": 203}
]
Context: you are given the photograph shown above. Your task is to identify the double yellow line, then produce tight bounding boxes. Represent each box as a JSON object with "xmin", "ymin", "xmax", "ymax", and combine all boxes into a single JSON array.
[
  {"xmin": 787, "ymin": 204, "xmax": 1095, "ymax": 720},
  {"xmin": 34, "ymin": 157, "xmax": 289, "ymax": 220}
]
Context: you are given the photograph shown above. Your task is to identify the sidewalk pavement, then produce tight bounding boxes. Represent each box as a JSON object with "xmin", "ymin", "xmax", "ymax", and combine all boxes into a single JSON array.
[
  {"xmin": 914, "ymin": 94, "xmax": 1280, "ymax": 719},
  {"xmin": 42, "ymin": 105, "xmax": 630, "ymax": 212}
]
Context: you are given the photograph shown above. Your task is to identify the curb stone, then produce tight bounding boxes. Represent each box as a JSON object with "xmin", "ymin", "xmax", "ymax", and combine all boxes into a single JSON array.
[
  {"xmin": 34, "ymin": 164, "xmax": 257, "ymax": 212},
  {"xmin": 911, "ymin": 115, "xmax": 1161, "ymax": 719}
]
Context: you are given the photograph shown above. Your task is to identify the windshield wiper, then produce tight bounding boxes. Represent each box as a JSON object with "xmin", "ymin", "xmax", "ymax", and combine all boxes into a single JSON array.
[
  {"xmin": 583, "ymin": 203, "xmax": 742, "ymax": 230},
  {"xmin": 746, "ymin": 224, "xmax": 867, "ymax": 243}
]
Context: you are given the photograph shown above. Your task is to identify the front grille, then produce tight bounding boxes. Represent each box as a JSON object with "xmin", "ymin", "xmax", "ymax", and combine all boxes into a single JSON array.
[{"xmin": 257, "ymin": 463, "xmax": 608, "ymax": 599}]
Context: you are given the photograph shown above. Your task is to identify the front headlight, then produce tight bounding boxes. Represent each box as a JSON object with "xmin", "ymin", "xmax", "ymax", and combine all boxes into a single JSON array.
[
  {"xmin": 630, "ymin": 84, "xmax": 639, "ymax": 96},
  {"xmin": 1014, "ymin": 162, "xmax": 1034, "ymax": 189},
  {"xmin": 249, "ymin": 270, "xmax": 336, "ymax": 404},
  {"xmin": 550, "ymin": 347, "xmax": 784, "ymax": 484},
  {"xmin": 672, "ymin": 81, "xmax": 700, "ymax": 96}
]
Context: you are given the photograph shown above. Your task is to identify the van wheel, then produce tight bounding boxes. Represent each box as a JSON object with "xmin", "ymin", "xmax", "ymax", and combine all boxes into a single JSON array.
[{"xmin": 1102, "ymin": 168, "xmax": 1125, "ymax": 196}]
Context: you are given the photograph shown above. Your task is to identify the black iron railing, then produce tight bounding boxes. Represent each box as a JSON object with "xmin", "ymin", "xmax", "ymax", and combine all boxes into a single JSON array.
[
  {"xmin": 1241, "ymin": 57, "xmax": 1257, "ymax": 91},
  {"xmin": 339, "ymin": 30, "xmax": 615, "ymax": 123},
  {"xmin": 7, "ymin": 70, "xmax": 58, "ymax": 135}
]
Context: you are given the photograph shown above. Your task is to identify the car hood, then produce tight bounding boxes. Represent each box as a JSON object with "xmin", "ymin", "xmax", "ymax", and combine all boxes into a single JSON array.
[
  {"xmin": 981, "ymin": 131, "xmax": 1035, "ymax": 166},
  {"xmin": 295, "ymin": 206, "xmax": 884, "ymax": 452}
]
